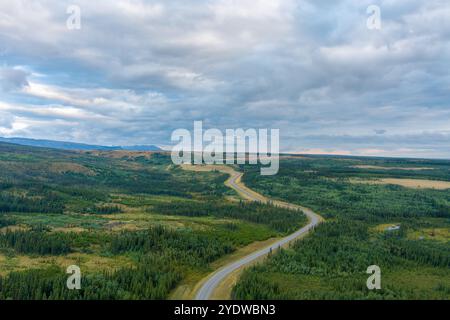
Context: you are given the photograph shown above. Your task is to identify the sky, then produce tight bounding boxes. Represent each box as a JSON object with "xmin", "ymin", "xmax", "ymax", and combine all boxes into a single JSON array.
[{"xmin": 0, "ymin": 0, "xmax": 449, "ymax": 158}]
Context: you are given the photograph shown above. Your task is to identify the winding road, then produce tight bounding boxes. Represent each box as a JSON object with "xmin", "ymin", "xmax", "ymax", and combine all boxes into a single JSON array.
[{"xmin": 195, "ymin": 168, "xmax": 323, "ymax": 300}]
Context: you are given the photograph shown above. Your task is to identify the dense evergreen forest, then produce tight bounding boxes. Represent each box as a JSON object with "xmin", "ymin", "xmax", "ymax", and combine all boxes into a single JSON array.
[
  {"xmin": 152, "ymin": 200, "xmax": 307, "ymax": 233},
  {"xmin": 0, "ymin": 142, "xmax": 306, "ymax": 299},
  {"xmin": 233, "ymin": 157, "xmax": 450, "ymax": 299},
  {"xmin": 0, "ymin": 193, "xmax": 64, "ymax": 214},
  {"xmin": 0, "ymin": 226, "xmax": 237, "ymax": 299},
  {"xmin": 0, "ymin": 256, "xmax": 182, "ymax": 300},
  {"xmin": 0, "ymin": 229, "xmax": 73, "ymax": 255}
]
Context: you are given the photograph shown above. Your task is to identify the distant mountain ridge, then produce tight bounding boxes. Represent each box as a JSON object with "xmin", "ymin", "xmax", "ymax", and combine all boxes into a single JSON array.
[{"xmin": 0, "ymin": 137, "xmax": 162, "ymax": 151}]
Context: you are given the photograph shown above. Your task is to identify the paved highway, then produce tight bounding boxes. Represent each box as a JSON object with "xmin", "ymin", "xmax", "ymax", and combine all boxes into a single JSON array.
[{"xmin": 195, "ymin": 169, "xmax": 323, "ymax": 300}]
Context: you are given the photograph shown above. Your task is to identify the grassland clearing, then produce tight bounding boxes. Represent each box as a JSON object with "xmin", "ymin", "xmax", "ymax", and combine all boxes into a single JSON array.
[{"xmin": 350, "ymin": 178, "xmax": 450, "ymax": 190}]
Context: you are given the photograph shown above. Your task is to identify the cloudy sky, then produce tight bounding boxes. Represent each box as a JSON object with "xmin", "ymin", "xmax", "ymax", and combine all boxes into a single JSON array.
[{"xmin": 0, "ymin": 0, "xmax": 449, "ymax": 158}]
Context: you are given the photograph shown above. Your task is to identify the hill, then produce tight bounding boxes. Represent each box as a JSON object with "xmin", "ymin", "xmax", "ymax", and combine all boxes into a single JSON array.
[{"xmin": 0, "ymin": 137, "xmax": 161, "ymax": 151}]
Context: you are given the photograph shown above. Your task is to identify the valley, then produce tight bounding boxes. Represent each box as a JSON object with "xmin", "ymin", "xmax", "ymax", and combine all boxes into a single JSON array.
[{"xmin": 0, "ymin": 142, "xmax": 449, "ymax": 300}]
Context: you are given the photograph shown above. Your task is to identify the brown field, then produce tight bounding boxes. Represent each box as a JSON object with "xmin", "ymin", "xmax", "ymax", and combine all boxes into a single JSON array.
[
  {"xmin": 0, "ymin": 225, "xmax": 30, "ymax": 234},
  {"xmin": 0, "ymin": 253, "xmax": 133, "ymax": 277},
  {"xmin": 180, "ymin": 163, "xmax": 237, "ymax": 174},
  {"xmin": 351, "ymin": 178, "xmax": 450, "ymax": 190},
  {"xmin": 80, "ymin": 150, "xmax": 159, "ymax": 159},
  {"xmin": 407, "ymin": 228, "xmax": 450, "ymax": 242},
  {"xmin": 51, "ymin": 226, "xmax": 87, "ymax": 233},
  {"xmin": 372, "ymin": 223, "xmax": 401, "ymax": 233},
  {"xmin": 351, "ymin": 165, "xmax": 434, "ymax": 171},
  {"xmin": 50, "ymin": 162, "xmax": 96, "ymax": 176}
]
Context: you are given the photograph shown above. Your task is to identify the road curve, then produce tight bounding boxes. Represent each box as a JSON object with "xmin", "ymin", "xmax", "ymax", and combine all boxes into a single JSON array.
[{"xmin": 195, "ymin": 169, "xmax": 323, "ymax": 300}]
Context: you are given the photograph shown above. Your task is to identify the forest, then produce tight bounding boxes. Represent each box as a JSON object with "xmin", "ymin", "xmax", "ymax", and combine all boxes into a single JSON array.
[
  {"xmin": 233, "ymin": 157, "xmax": 450, "ymax": 299},
  {"xmin": 1, "ymin": 142, "xmax": 449, "ymax": 299},
  {"xmin": 0, "ymin": 225, "xmax": 237, "ymax": 299},
  {"xmin": 0, "ymin": 142, "xmax": 305, "ymax": 299},
  {"xmin": 152, "ymin": 200, "xmax": 307, "ymax": 233}
]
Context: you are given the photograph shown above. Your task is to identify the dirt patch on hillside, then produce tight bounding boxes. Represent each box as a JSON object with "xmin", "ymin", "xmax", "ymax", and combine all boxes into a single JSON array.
[
  {"xmin": 351, "ymin": 178, "xmax": 450, "ymax": 190},
  {"xmin": 52, "ymin": 226, "xmax": 87, "ymax": 233},
  {"xmin": 180, "ymin": 164, "xmax": 237, "ymax": 175},
  {"xmin": 81, "ymin": 150, "xmax": 160, "ymax": 159},
  {"xmin": 408, "ymin": 228, "xmax": 450, "ymax": 242},
  {"xmin": 0, "ymin": 225, "xmax": 29, "ymax": 234},
  {"xmin": 351, "ymin": 165, "xmax": 434, "ymax": 171},
  {"xmin": 50, "ymin": 162, "xmax": 96, "ymax": 176}
]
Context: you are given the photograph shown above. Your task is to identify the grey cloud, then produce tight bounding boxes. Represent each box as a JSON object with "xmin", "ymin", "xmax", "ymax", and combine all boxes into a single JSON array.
[
  {"xmin": 0, "ymin": 68, "xmax": 30, "ymax": 91},
  {"xmin": 0, "ymin": 1, "xmax": 449, "ymax": 157}
]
